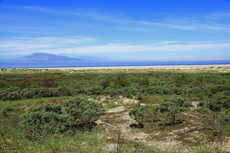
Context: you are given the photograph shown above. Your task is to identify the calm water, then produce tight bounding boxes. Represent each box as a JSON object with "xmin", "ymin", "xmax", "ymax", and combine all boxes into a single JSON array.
[{"xmin": 1, "ymin": 61, "xmax": 230, "ymax": 68}]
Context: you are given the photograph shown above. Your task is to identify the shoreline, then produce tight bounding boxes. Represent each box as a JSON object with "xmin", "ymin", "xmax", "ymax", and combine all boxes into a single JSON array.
[{"xmin": 32, "ymin": 64, "xmax": 230, "ymax": 70}]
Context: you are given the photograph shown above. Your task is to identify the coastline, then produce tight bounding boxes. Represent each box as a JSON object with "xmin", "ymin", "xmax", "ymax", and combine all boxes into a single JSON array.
[{"xmin": 32, "ymin": 64, "xmax": 230, "ymax": 70}]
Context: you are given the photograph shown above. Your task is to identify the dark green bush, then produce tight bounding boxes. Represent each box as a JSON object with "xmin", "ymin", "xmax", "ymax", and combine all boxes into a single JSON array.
[
  {"xmin": 0, "ymin": 87, "xmax": 21, "ymax": 100},
  {"xmin": 196, "ymin": 75, "xmax": 205, "ymax": 84},
  {"xmin": 199, "ymin": 109, "xmax": 230, "ymax": 136},
  {"xmin": 0, "ymin": 87, "xmax": 76, "ymax": 100},
  {"xmin": 176, "ymin": 74, "xmax": 192, "ymax": 83},
  {"xmin": 38, "ymin": 88, "xmax": 52, "ymax": 97},
  {"xmin": 129, "ymin": 103, "xmax": 148, "ymax": 126},
  {"xmin": 209, "ymin": 92, "xmax": 230, "ymax": 111},
  {"xmin": 58, "ymin": 87, "xmax": 72, "ymax": 96},
  {"xmin": 211, "ymin": 109, "xmax": 230, "ymax": 136},
  {"xmin": 0, "ymin": 107, "xmax": 16, "ymax": 118},
  {"xmin": 63, "ymin": 97, "xmax": 105, "ymax": 128},
  {"xmin": 213, "ymin": 78, "xmax": 229, "ymax": 85},
  {"xmin": 7, "ymin": 91, "xmax": 21, "ymax": 100},
  {"xmin": 100, "ymin": 79, "xmax": 110, "ymax": 89},
  {"xmin": 173, "ymin": 87, "xmax": 184, "ymax": 95},
  {"xmin": 150, "ymin": 81, "xmax": 166, "ymax": 86},
  {"xmin": 0, "ymin": 81, "xmax": 8, "ymax": 89},
  {"xmin": 20, "ymin": 80, "xmax": 32, "ymax": 89},
  {"xmin": 86, "ymin": 85, "xmax": 103, "ymax": 95},
  {"xmin": 73, "ymin": 84, "xmax": 81, "ymax": 89},
  {"xmin": 155, "ymin": 96, "xmax": 191, "ymax": 124},
  {"xmin": 22, "ymin": 91, "xmax": 34, "ymax": 99},
  {"xmin": 139, "ymin": 77, "xmax": 150, "ymax": 86},
  {"xmin": 114, "ymin": 74, "xmax": 131, "ymax": 87}
]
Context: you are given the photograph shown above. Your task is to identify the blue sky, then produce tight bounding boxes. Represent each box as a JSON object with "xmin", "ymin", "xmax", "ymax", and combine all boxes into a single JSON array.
[{"xmin": 1, "ymin": 0, "xmax": 230, "ymax": 68}]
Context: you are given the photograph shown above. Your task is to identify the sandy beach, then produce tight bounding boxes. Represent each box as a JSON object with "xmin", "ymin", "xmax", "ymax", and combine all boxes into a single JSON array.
[{"xmin": 35, "ymin": 64, "xmax": 230, "ymax": 70}]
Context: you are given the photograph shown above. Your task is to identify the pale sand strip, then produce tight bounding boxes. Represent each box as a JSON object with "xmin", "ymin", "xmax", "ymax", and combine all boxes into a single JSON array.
[{"xmin": 34, "ymin": 64, "xmax": 230, "ymax": 70}]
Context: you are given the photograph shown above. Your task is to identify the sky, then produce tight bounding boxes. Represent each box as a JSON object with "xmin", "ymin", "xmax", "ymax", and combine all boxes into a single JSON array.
[{"xmin": 0, "ymin": 0, "xmax": 230, "ymax": 68}]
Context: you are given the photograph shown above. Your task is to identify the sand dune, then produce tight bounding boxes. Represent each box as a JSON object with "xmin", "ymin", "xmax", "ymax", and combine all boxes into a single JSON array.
[{"xmin": 37, "ymin": 64, "xmax": 230, "ymax": 70}]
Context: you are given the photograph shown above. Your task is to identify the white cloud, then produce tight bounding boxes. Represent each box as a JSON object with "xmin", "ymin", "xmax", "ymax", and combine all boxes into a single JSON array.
[
  {"xmin": 156, "ymin": 41, "xmax": 180, "ymax": 45},
  {"xmin": 3, "ymin": 5, "xmax": 230, "ymax": 32},
  {"xmin": 1, "ymin": 38, "xmax": 230, "ymax": 56},
  {"xmin": 50, "ymin": 43, "xmax": 230, "ymax": 54},
  {"xmin": 140, "ymin": 21, "xmax": 196, "ymax": 31},
  {"xmin": 205, "ymin": 12, "xmax": 230, "ymax": 20},
  {"xmin": 136, "ymin": 55, "xmax": 230, "ymax": 62},
  {"xmin": 0, "ymin": 36, "xmax": 97, "ymax": 51}
]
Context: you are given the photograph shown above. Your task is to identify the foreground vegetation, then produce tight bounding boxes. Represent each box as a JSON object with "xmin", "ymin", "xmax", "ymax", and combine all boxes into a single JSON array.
[{"xmin": 1, "ymin": 66, "xmax": 230, "ymax": 152}]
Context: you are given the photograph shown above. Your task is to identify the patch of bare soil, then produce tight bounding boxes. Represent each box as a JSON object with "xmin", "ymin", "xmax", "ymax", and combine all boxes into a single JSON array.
[{"xmin": 94, "ymin": 96, "xmax": 230, "ymax": 152}]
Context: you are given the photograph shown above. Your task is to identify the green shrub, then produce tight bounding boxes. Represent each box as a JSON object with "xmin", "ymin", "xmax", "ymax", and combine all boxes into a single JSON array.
[
  {"xmin": 137, "ymin": 92, "xmax": 142, "ymax": 100},
  {"xmin": 212, "ymin": 109, "xmax": 230, "ymax": 136},
  {"xmin": 174, "ymin": 87, "xmax": 183, "ymax": 95},
  {"xmin": 129, "ymin": 103, "xmax": 148, "ymax": 126},
  {"xmin": 146, "ymin": 86, "xmax": 165, "ymax": 95},
  {"xmin": 100, "ymin": 79, "xmax": 110, "ymax": 89},
  {"xmin": 0, "ymin": 81, "xmax": 8, "ymax": 89},
  {"xmin": 0, "ymin": 92, "xmax": 8, "ymax": 100},
  {"xmin": 0, "ymin": 68, "xmax": 6, "ymax": 72},
  {"xmin": 34, "ymin": 79, "xmax": 58, "ymax": 88},
  {"xmin": 58, "ymin": 87, "xmax": 72, "ymax": 96},
  {"xmin": 22, "ymin": 91, "xmax": 34, "ymax": 99},
  {"xmin": 0, "ymin": 107, "xmax": 16, "ymax": 118},
  {"xmin": 114, "ymin": 74, "xmax": 130, "ymax": 87},
  {"xmin": 196, "ymin": 75, "xmax": 205, "ymax": 83},
  {"xmin": 132, "ymin": 77, "xmax": 141, "ymax": 83},
  {"xmin": 7, "ymin": 91, "xmax": 21, "ymax": 100},
  {"xmin": 86, "ymin": 86, "xmax": 103, "ymax": 95},
  {"xmin": 19, "ymin": 102, "xmax": 73, "ymax": 140},
  {"xmin": 150, "ymin": 81, "xmax": 166, "ymax": 86},
  {"xmin": 19, "ymin": 97, "xmax": 105, "ymax": 140},
  {"xmin": 194, "ymin": 101, "xmax": 212, "ymax": 115},
  {"xmin": 63, "ymin": 97, "xmax": 105, "ymax": 129},
  {"xmin": 139, "ymin": 77, "xmax": 150, "ymax": 86},
  {"xmin": 104, "ymin": 87, "xmax": 115, "ymax": 95},
  {"xmin": 20, "ymin": 80, "xmax": 32, "ymax": 89},
  {"xmin": 213, "ymin": 78, "xmax": 229, "ymax": 85},
  {"xmin": 51, "ymin": 88, "xmax": 61, "ymax": 97},
  {"xmin": 200, "ymin": 109, "xmax": 230, "ymax": 136},
  {"xmin": 176, "ymin": 74, "xmax": 192, "ymax": 83},
  {"xmin": 73, "ymin": 84, "xmax": 81, "ymax": 89},
  {"xmin": 209, "ymin": 92, "xmax": 230, "ymax": 111},
  {"xmin": 155, "ymin": 96, "xmax": 191, "ymax": 124}
]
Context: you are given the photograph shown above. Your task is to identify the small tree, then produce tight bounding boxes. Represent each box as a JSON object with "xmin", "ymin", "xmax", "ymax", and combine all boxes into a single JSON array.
[
  {"xmin": 155, "ymin": 96, "xmax": 191, "ymax": 124},
  {"xmin": 129, "ymin": 103, "xmax": 148, "ymax": 126}
]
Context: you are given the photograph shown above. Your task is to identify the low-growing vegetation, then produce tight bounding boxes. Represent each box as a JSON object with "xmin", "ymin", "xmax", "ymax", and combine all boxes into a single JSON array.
[{"xmin": 1, "ymin": 66, "xmax": 230, "ymax": 152}]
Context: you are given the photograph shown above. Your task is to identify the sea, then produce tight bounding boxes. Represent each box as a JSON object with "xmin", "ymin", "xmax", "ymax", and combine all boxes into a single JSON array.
[{"xmin": 1, "ymin": 61, "xmax": 230, "ymax": 69}]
